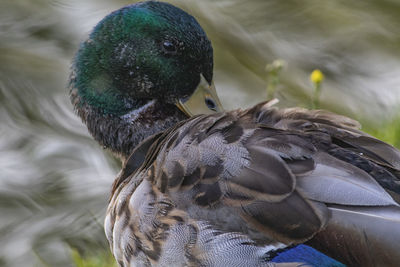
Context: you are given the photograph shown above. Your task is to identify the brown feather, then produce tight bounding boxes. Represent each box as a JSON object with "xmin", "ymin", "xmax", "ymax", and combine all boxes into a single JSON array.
[{"xmin": 107, "ymin": 103, "xmax": 400, "ymax": 266}]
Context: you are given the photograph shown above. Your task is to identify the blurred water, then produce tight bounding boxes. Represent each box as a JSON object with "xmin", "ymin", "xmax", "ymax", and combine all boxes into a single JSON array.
[{"xmin": 1, "ymin": 0, "xmax": 400, "ymax": 266}]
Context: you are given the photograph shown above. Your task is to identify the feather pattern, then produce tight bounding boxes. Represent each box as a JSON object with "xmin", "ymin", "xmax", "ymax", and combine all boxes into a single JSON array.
[{"xmin": 105, "ymin": 102, "xmax": 400, "ymax": 266}]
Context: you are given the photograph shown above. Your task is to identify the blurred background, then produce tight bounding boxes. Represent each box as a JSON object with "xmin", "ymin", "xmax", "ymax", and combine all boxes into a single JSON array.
[{"xmin": 1, "ymin": 0, "xmax": 400, "ymax": 266}]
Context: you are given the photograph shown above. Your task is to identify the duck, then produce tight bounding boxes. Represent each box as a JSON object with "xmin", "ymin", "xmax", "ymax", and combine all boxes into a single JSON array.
[{"xmin": 69, "ymin": 1, "xmax": 400, "ymax": 266}]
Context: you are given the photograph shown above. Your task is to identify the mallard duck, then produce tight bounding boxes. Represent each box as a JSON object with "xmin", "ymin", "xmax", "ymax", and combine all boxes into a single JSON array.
[{"xmin": 69, "ymin": 1, "xmax": 400, "ymax": 266}]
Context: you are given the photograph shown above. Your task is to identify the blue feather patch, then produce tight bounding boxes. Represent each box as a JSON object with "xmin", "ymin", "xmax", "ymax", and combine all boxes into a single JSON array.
[{"xmin": 271, "ymin": 244, "xmax": 346, "ymax": 267}]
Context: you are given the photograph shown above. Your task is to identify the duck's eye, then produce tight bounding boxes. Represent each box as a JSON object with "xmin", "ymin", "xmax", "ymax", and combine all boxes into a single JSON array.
[
  {"xmin": 162, "ymin": 41, "xmax": 177, "ymax": 54},
  {"xmin": 205, "ymin": 97, "xmax": 217, "ymax": 111}
]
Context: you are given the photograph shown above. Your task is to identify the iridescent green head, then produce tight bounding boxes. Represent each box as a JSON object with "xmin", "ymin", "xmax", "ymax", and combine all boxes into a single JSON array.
[{"xmin": 72, "ymin": 1, "xmax": 219, "ymax": 116}]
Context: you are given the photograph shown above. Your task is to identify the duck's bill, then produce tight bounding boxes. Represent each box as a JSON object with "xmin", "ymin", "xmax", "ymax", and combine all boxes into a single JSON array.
[{"xmin": 176, "ymin": 74, "xmax": 224, "ymax": 117}]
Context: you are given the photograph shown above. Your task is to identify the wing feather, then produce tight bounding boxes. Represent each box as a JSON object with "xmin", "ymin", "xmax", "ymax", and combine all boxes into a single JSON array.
[
  {"xmin": 122, "ymin": 104, "xmax": 400, "ymax": 265},
  {"xmin": 298, "ymin": 152, "xmax": 398, "ymax": 206}
]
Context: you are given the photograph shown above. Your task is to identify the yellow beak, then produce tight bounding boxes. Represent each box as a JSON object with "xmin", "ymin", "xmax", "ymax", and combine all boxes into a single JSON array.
[{"xmin": 176, "ymin": 74, "xmax": 224, "ymax": 116}]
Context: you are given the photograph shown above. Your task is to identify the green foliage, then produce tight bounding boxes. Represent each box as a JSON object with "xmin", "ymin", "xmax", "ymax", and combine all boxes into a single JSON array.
[
  {"xmin": 71, "ymin": 249, "xmax": 118, "ymax": 267},
  {"xmin": 265, "ymin": 59, "xmax": 286, "ymax": 99},
  {"xmin": 363, "ymin": 115, "xmax": 400, "ymax": 149},
  {"xmin": 263, "ymin": 61, "xmax": 400, "ymax": 150}
]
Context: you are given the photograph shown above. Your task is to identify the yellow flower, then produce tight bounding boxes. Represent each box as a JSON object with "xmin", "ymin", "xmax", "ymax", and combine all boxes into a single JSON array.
[{"xmin": 310, "ymin": 69, "xmax": 324, "ymax": 84}]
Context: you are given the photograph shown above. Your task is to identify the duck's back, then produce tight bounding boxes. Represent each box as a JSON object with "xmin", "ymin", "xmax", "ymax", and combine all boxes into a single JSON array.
[{"xmin": 106, "ymin": 102, "xmax": 400, "ymax": 267}]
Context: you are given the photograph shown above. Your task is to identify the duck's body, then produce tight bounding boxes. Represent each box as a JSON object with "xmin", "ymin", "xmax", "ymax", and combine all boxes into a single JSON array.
[
  {"xmin": 104, "ymin": 103, "xmax": 400, "ymax": 266},
  {"xmin": 70, "ymin": 2, "xmax": 400, "ymax": 266}
]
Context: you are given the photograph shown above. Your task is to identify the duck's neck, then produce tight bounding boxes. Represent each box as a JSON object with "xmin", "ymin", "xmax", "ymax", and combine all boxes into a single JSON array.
[{"xmin": 70, "ymin": 88, "xmax": 187, "ymax": 161}]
